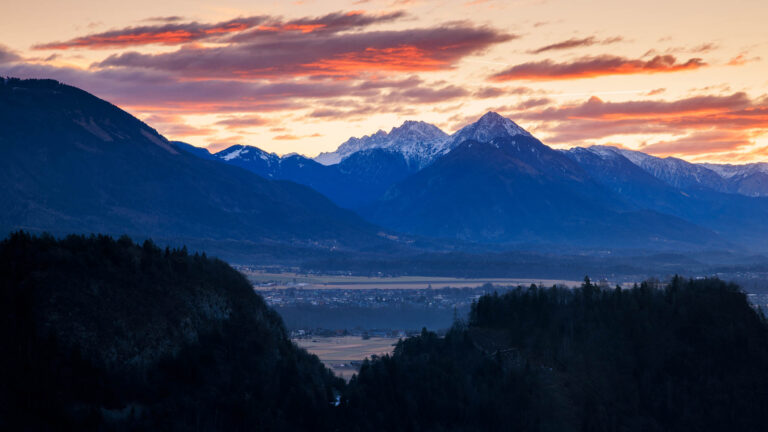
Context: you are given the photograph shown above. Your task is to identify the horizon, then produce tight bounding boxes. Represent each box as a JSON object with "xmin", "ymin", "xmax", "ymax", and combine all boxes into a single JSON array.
[{"xmin": 1, "ymin": 0, "xmax": 766, "ymax": 163}]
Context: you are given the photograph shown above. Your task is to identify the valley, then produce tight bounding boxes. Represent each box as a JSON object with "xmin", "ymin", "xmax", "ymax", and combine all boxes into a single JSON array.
[
  {"xmin": 294, "ymin": 336, "xmax": 400, "ymax": 379},
  {"xmin": 3, "ymin": 1, "xmax": 768, "ymax": 429},
  {"xmin": 245, "ymin": 270, "xmax": 586, "ymax": 290}
]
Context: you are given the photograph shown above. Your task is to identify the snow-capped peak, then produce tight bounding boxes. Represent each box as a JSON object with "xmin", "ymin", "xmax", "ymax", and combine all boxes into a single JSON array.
[
  {"xmin": 314, "ymin": 112, "xmax": 535, "ymax": 167},
  {"xmin": 446, "ymin": 111, "xmax": 532, "ymax": 151},
  {"xmin": 219, "ymin": 145, "xmax": 249, "ymax": 161},
  {"xmin": 586, "ymin": 145, "xmax": 728, "ymax": 191},
  {"xmin": 215, "ymin": 144, "xmax": 279, "ymax": 164},
  {"xmin": 582, "ymin": 145, "xmax": 625, "ymax": 160},
  {"xmin": 700, "ymin": 162, "xmax": 768, "ymax": 179},
  {"xmin": 314, "ymin": 120, "xmax": 449, "ymax": 168}
]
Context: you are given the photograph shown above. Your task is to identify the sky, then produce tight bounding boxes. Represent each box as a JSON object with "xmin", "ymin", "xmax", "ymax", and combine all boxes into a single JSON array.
[{"xmin": 1, "ymin": 0, "xmax": 766, "ymax": 163}]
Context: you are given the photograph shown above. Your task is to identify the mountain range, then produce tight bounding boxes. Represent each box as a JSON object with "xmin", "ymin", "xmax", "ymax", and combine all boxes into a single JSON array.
[
  {"xmin": 2, "ymin": 77, "xmax": 767, "ymax": 255},
  {"xmin": 198, "ymin": 111, "xmax": 768, "ymax": 251},
  {"xmin": 0, "ymin": 78, "xmax": 389, "ymax": 254}
]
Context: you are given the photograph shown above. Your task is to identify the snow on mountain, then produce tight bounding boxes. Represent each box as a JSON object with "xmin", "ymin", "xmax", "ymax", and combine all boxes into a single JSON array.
[
  {"xmin": 562, "ymin": 145, "xmax": 768, "ymax": 197},
  {"xmin": 701, "ymin": 162, "xmax": 768, "ymax": 178},
  {"xmin": 315, "ymin": 112, "xmax": 534, "ymax": 168},
  {"xmin": 314, "ymin": 121, "xmax": 448, "ymax": 168},
  {"xmin": 195, "ymin": 113, "xmax": 766, "ymax": 199},
  {"xmin": 568, "ymin": 145, "xmax": 625, "ymax": 161},
  {"xmin": 445, "ymin": 111, "xmax": 532, "ymax": 151},
  {"xmin": 217, "ymin": 144, "xmax": 279, "ymax": 164},
  {"xmin": 700, "ymin": 162, "xmax": 768, "ymax": 197},
  {"xmin": 587, "ymin": 146, "xmax": 728, "ymax": 191}
]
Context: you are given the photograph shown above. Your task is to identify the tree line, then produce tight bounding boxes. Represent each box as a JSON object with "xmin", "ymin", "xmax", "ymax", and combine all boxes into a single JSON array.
[{"xmin": 2, "ymin": 232, "xmax": 768, "ymax": 431}]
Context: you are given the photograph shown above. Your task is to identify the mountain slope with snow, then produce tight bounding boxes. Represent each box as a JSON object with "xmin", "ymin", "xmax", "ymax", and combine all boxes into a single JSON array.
[
  {"xmin": 173, "ymin": 110, "xmax": 768, "ymax": 251},
  {"xmin": 445, "ymin": 111, "xmax": 532, "ymax": 149},
  {"xmin": 702, "ymin": 163, "xmax": 768, "ymax": 197},
  {"xmin": 205, "ymin": 144, "xmax": 415, "ymax": 209},
  {"xmin": 604, "ymin": 147, "xmax": 729, "ymax": 192},
  {"xmin": 314, "ymin": 120, "xmax": 448, "ymax": 168},
  {"xmin": 562, "ymin": 146, "xmax": 768, "ymax": 249},
  {"xmin": 587, "ymin": 146, "xmax": 768, "ymax": 198},
  {"xmin": 362, "ymin": 133, "xmax": 722, "ymax": 248},
  {"xmin": 314, "ymin": 112, "xmax": 533, "ymax": 169}
]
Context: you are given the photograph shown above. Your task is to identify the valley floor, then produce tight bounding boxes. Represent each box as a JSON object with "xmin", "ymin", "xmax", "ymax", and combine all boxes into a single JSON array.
[{"xmin": 294, "ymin": 336, "xmax": 399, "ymax": 379}]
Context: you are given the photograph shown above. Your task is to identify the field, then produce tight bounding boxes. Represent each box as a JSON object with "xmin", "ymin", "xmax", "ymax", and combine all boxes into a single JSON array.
[
  {"xmin": 245, "ymin": 270, "xmax": 584, "ymax": 290},
  {"xmin": 295, "ymin": 336, "xmax": 400, "ymax": 379}
]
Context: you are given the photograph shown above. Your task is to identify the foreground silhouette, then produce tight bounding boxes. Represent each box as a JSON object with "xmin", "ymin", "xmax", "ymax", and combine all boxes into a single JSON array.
[
  {"xmin": 0, "ymin": 232, "xmax": 341, "ymax": 431},
  {"xmin": 2, "ymin": 232, "xmax": 767, "ymax": 431}
]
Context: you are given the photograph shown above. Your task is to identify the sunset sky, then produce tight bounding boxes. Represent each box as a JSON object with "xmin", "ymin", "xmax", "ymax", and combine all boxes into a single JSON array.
[{"xmin": 1, "ymin": 0, "xmax": 766, "ymax": 163}]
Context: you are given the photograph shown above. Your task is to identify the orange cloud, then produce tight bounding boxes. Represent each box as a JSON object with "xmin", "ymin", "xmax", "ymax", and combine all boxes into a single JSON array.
[
  {"xmin": 518, "ymin": 93, "xmax": 752, "ymax": 122},
  {"xmin": 274, "ymin": 133, "xmax": 322, "ymax": 140},
  {"xmin": 34, "ymin": 11, "xmax": 407, "ymax": 50},
  {"xmin": 499, "ymin": 92, "xmax": 768, "ymax": 159},
  {"xmin": 97, "ymin": 25, "xmax": 514, "ymax": 79},
  {"xmin": 34, "ymin": 17, "xmax": 265, "ymax": 50},
  {"xmin": 727, "ymin": 53, "xmax": 761, "ymax": 66},
  {"xmin": 490, "ymin": 55, "xmax": 705, "ymax": 81},
  {"xmin": 302, "ymin": 45, "xmax": 449, "ymax": 75},
  {"xmin": 640, "ymin": 130, "xmax": 755, "ymax": 156}
]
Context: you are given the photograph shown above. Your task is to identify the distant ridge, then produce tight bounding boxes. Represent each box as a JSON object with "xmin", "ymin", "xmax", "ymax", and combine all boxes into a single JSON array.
[
  {"xmin": 361, "ymin": 130, "xmax": 725, "ymax": 249},
  {"xmin": 314, "ymin": 120, "xmax": 449, "ymax": 168},
  {"xmin": 0, "ymin": 78, "xmax": 388, "ymax": 250},
  {"xmin": 9, "ymin": 75, "xmax": 761, "ymax": 252},
  {"xmin": 174, "ymin": 110, "xmax": 768, "ymax": 251}
]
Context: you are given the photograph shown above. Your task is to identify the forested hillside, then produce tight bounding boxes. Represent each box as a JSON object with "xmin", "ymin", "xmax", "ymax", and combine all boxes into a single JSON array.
[
  {"xmin": 343, "ymin": 277, "xmax": 768, "ymax": 431},
  {"xmin": 3, "ymin": 232, "xmax": 768, "ymax": 431},
  {"xmin": 0, "ymin": 232, "xmax": 341, "ymax": 431}
]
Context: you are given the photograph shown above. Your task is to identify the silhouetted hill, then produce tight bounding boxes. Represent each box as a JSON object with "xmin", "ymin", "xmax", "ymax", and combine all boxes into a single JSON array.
[
  {"xmin": 0, "ymin": 78, "xmax": 385, "ymax": 250},
  {"xmin": 0, "ymin": 232, "xmax": 341, "ymax": 430},
  {"xmin": 343, "ymin": 277, "xmax": 768, "ymax": 431},
  {"xmin": 3, "ymin": 233, "xmax": 768, "ymax": 431}
]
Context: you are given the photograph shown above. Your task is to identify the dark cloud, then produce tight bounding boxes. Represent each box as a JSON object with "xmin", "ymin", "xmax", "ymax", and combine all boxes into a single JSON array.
[
  {"xmin": 142, "ymin": 16, "xmax": 185, "ymax": 23},
  {"xmin": 490, "ymin": 55, "xmax": 705, "ymax": 81},
  {"xmin": 528, "ymin": 36, "xmax": 622, "ymax": 54},
  {"xmin": 1, "ymin": 62, "xmax": 355, "ymax": 112},
  {"xmin": 34, "ymin": 11, "xmax": 407, "ymax": 50},
  {"xmin": 308, "ymin": 108, "xmax": 346, "ymax": 118},
  {"xmin": 384, "ymin": 84, "xmax": 469, "ymax": 104},
  {"xmin": 0, "ymin": 45, "xmax": 21, "ymax": 63},
  {"xmin": 215, "ymin": 115, "xmax": 273, "ymax": 128},
  {"xmin": 642, "ymin": 43, "xmax": 718, "ymax": 57},
  {"xmin": 3, "ymin": 59, "xmax": 485, "ymax": 119},
  {"xmin": 515, "ymin": 97, "xmax": 552, "ymax": 110},
  {"xmin": 34, "ymin": 16, "xmax": 270, "ymax": 50},
  {"xmin": 472, "ymin": 86, "xmax": 537, "ymax": 99},
  {"xmin": 227, "ymin": 10, "xmax": 407, "ymax": 42},
  {"xmin": 96, "ymin": 24, "xmax": 514, "ymax": 79}
]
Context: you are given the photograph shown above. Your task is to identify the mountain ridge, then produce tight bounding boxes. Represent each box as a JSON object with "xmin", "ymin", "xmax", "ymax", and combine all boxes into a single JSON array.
[
  {"xmin": 206, "ymin": 113, "xmax": 765, "ymax": 199},
  {"xmin": 362, "ymin": 134, "xmax": 725, "ymax": 249},
  {"xmin": 0, "ymin": 78, "xmax": 389, "ymax": 251},
  {"xmin": 174, "ymin": 110, "xmax": 767, "ymax": 251}
]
